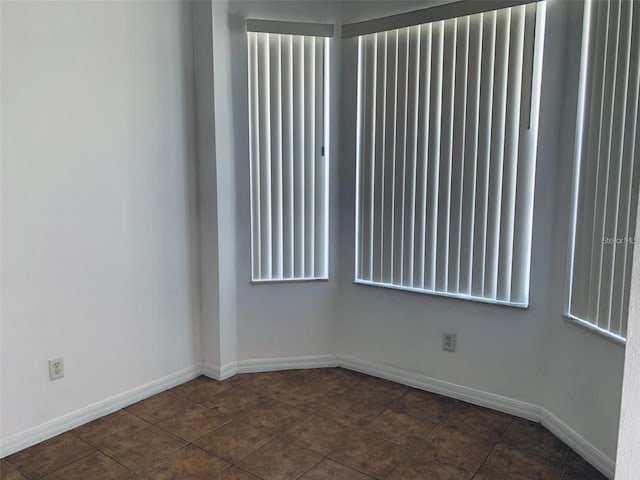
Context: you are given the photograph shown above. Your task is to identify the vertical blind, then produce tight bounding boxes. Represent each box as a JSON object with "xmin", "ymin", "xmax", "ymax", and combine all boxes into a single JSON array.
[
  {"xmin": 354, "ymin": 2, "xmax": 546, "ymax": 306},
  {"xmin": 247, "ymin": 31, "xmax": 330, "ymax": 281},
  {"xmin": 567, "ymin": 0, "xmax": 640, "ymax": 339}
]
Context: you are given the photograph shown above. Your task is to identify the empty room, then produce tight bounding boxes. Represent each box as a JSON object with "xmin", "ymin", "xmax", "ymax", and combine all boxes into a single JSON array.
[{"xmin": 2, "ymin": 0, "xmax": 640, "ymax": 479}]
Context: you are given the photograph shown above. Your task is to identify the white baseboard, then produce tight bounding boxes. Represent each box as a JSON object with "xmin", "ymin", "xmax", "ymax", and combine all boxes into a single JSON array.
[
  {"xmin": 0, "ymin": 354, "xmax": 616, "ymax": 479},
  {"xmin": 202, "ymin": 354, "xmax": 338, "ymax": 381},
  {"xmin": 0, "ymin": 365, "xmax": 200, "ymax": 459},
  {"xmin": 237, "ymin": 354, "xmax": 338, "ymax": 373},
  {"xmin": 337, "ymin": 355, "xmax": 542, "ymax": 421},
  {"xmin": 541, "ymin": 409, "xmax": 616, "ymax": 479},
  {"xmin": 201, "ymin": 361, "xmax": 237, "ymax": 381}
]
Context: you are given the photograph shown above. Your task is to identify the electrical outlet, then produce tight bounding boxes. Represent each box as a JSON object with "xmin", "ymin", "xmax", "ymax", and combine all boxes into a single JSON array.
[
  {"xmin": 442, "ymin": 333, "xmax": 456, "ymax": 352},
  {"xmin": 49, "ymin": 358, "xmax": 64, "ymax": 380}
]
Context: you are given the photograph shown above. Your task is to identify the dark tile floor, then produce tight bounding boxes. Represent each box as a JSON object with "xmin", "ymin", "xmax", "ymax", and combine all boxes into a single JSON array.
[{"xmin": 0, "ymin": 368, "xmax": 607, "ymax": 480}]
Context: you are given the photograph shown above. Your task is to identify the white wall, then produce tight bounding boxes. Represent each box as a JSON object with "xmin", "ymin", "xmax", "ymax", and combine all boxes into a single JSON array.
[
  {"xmin": 616, "ymin": 195, "xmax": 640, "ymax": 478},
  {"xmin": 1, "ymin": 0, "xmax": 200, "ymax": 442}
]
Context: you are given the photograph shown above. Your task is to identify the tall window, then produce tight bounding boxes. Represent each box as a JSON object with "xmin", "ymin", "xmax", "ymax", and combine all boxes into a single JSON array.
[
  {"xmin": 351, "ymin": 2, "xmax": 546, "ymax": 307},
  {"xmin": 566, "ymin": 0, "xmax": 640, "ymax": 341},
  {"xmin": 247, "ymin": 21, "xmax": 331, "ymax": 282}
]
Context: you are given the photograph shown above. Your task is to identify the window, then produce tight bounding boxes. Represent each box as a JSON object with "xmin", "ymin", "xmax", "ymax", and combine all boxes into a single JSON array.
[
  {"xmin": 350, "ymin": 2, "xmax": 546, "ymax": 306},
  {"xmin": 247, "ymin": 21, "xmax": 331, "ymax": 282},
  {"xmin": 566, "ymin": 0, "xmax": 640, "ymax": 341}
]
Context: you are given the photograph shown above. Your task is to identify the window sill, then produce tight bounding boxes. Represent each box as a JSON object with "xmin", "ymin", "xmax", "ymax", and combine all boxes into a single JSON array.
[
  {"xmin": 563, "ymin": 314, "xmax": 626, "ymax": 347},
  {"xmin": 353, "ymin": 279, "xmax": 529, "ymax": 309},
  {"xmin": 251, "ymin": 277, "xmax": 329, "ymax": 285}
]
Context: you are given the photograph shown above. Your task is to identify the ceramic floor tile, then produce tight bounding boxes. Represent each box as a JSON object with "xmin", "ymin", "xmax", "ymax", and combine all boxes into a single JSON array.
[
  {"xmin": 140, "ymin": 445, "xmax": 229, "ymax": 480},
  {"xmin": 319, "ymin": 391, "xmax": 390, "ymax": 427},
  {"xmin": 477, "ymin": 444, "xmax": 563, "ymax": 480},
  {"xmin": 444, "ymin": 404, "xmax": 512, "ymax": 443},
  {"xmin": 238, "ymin": 438, "xmax": 322, "ymax": 480},
  {"xmin": 328, "ymin": 430, "xmax": 409, "ymax": 479},
  {"xmin": 366, "ymin": 409, "xmax": 438, "ymax": 449},
  {"xmin": 282, "ymin": 413, "xmax": 356, "ymax": 455},
  {"xmin": 0, "ymin": 460, "xmax": 28, "ymax": 480},
  {"xmin": 242, "ymin": 371, "xmax": 304, "ymax": 397},
  {"xmin": 73, "ymin": 410, "xmax": 150, "ymax": 449},
  {"xmin": 295, "ymin": 368, "xmax": 366, "ymax": 394},
  {"xmin": 351, "ymin": 376, "xmax": 410, "ymax": 402},
  {"xmin": 562, "ymin": 451, "xmax": 607, "ymax": 480},
  {"xmin": 169, "ymin": 377, "xmax": 234, "ymax": 405},
  {"xmin": 390, "ymin": 389, "xmax": 461, "ymax": 423},
  {"xmin": 157, "ymin": 404, "xmax": 230, "ymax": 442},
  {"xmin": 241, "ymin": 400, "xmax": 309, "ymax": 432},
  {"xmin": 42, "ymin": 452, "xmax": 131, "ymax": 480},
  {"xmin": 5, "ymin": 433, "xmax": 95, "ymax": 480},
  {"xmin": 423, "ymin": 426, "xmax": 494, "ymax": 473},
  {"xmin": 101, "ymin": 426, "xmax": 186, "ymax": 473},
  {"xmin": 500, "ymin": 419, "xmax": 570, "ymax": 464},
  {"xmin": 299, "ymin": 459, "xmax": 374, "ymax": 480},
  {"xmin": 125, "ymin": 391, "xmax": 192, "ymax": 424},
  {"xmin": 388, "ymin": 457, "xmax": 474, "ymax": 480},
  {"xmin": 214, "ymin": 467, "xmax": 261, "ymax": 480},
  {"xmin": 203, "ymin": 386, "xmax": 269, "ymax": 417},
  {"xmin": 194, "ymin": 417, "xmax": 279, "ymax": 463}
]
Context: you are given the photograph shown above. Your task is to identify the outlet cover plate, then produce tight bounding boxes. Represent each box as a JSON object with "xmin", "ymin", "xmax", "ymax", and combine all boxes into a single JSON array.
[
  {"xmin": 443, "ymin": 334, "xmax": 456, "ymax": 352},
  {"xmin": 49, "ymin": 358, "xmax": 64, "ymax": 380}
]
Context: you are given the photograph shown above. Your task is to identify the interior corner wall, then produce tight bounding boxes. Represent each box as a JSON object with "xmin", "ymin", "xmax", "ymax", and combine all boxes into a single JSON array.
[
  {"xmin": 540, "ymin": 0, "xmax": 625, "ymax": 462},
  {"xmin": 0, "ymin": 0, "xmax": 201, "ymax": 445},
  {"xmin": 212, "ymin": 0, "xmax": 344, "ymax": 362}
]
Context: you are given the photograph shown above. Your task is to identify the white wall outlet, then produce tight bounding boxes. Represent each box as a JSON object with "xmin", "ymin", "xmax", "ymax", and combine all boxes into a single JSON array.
[
  {"xmin": 49, "ymin": 358, "xmax": 64, "ymax": 380},
  {"xmin": 443, "ymin": 333, "xmax": 456, "ymax": 352}
]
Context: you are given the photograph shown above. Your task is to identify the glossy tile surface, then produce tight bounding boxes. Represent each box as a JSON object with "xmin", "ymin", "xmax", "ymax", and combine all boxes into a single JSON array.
[{"xmin": 2, "ymin": 369, "xmax": 606, "ymax": 480}]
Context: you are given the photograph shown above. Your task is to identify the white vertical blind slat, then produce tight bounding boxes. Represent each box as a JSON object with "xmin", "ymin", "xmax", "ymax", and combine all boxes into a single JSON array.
[
  {"xmin": 414, "ymin": 24, "xmax": 432, "ymax": 289},
  {"xmin": 484, "ymin": 8, "xmax": 510, "ymax": 301},
  {"xmin": 248, "ymin": 33, "xmax": 262, "ymax": 280},
  {"xmin": 471, "ymin": 10, "xmax": 496, "ymax": 298},
  {"xmin": 259, "ymin": 33, "xmax": 273, "ymax": 278},
  {"xmin": 314, "ymin": 37, "xmax": 326, "ymax": 278},
  {"xmin": 293, "ymin": 35, "xmax": 305, "ymax": 278},
  {"xmin": 403, "ymin": 26, "xmax": 421, "ymax": 287},
  {"xmin": 282, "ymin": 36, "xmax": 294, "ymax": 279},
  {"xmin": 436, "ymin": 18, "xmax": 455, "ymax": 292},
  {"xmin": 304, "ymin": 36, "xmax": 316, "ymax": 278},
  {"xmin": 382, "ymin": 31, "xmax": 398, "ymax": 283},
  {"xmin": 373, "ymin": 33, "xmax": 388, "ymax": 283},
  {"xmin": 449, "ymin": 16, "xmax": 469, "ymax": 294},
  {"xmin": 497, "ymin": 6, "xmax": 526, "ymax": 302},
  {"xmin": 426, "ymin": 21, "xmax": 444, "ymax": 291},
  {"xmin": 460, "ymin": 12, "xmax": 483, "ymax": 295},
  {"xmin": 270, "ymin": 35, "xmax": 284, "ymax": 279}
]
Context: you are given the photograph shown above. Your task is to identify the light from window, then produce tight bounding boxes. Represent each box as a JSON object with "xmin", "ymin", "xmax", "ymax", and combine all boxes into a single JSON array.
[
  {"xmin": 247, "ymin": 31, "xmax": 330, "ymax": 282},
  {"xmin": 566, "ymin": 0, "xmax": 640, "ymax": 340},
  {"xmin": 353, "ymin": 2, "xmax": 546, "ymax": 307}
]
